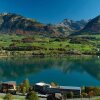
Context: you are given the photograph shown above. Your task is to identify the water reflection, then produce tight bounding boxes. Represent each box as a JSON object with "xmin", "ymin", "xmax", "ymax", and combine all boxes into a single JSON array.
[{"xmin": 0, "ymin": 56, "xmax": 100, "ymax": 86}]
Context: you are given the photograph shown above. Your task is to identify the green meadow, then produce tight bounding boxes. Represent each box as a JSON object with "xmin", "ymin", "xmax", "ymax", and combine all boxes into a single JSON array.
[{"xmin": 0, "ymin": 34, "xmax": 99, "ymax": 56}]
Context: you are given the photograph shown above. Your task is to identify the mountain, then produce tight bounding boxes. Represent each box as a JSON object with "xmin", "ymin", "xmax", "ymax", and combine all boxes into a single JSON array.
[
  {"xmin": 0, "ymin": 13, "xmax": 90, "ymax": 37},
  {"xmin": 0, "ymin": 13, "xmax": 59, "ymax": 36},
  {"xmin": 0, "ymin": 13, "xmax": 46, "ymax": 34},
  {"xmin": 81, "ymin": 15, "xmax": 100, "ymax": 33},
  {"xmin": 58, "ymin": 19, "xmax": 89, "ymax": 32},
  {"xmin": 0, "ymin": 13, "xmax": 72, "ymax": 37}
]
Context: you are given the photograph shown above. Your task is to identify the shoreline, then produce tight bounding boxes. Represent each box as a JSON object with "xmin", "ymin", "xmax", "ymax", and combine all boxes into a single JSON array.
[{"xmin": 0, "ymin": 51, "xmax": 99, "ymax": 58}]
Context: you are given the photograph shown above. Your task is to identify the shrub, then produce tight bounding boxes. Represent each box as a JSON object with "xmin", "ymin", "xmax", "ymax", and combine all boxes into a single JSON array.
[
  {"xmin": 22, "ymin": 87, "xmax": 26, "ymax": 95},
  {"xmin": 67, "ymin": 92, "xmax": 74, "ymax": 98},
  {"xmin": 23, "ymin": 79, "xmax": 30, "ymax": 92},
  {"xmin": 3, "ymin": 93, "xmax": 13, "ymax": 100},
  {"xmin": 70, "ymin": 37, "xmax": 89, "ymax": 44},
  {"xmin": 81, "ymin": 92, "xmax": 88, "ymax": 98},
  {"xmin": 47, "ymin": 94, "xmax": 55, "ymax": 100},
  {"xmin": 88, "ymin": 91, "xmax": 95, "ymax": 97},
  {"xmin": 26, "ymin": 91, "xmax": 39, "ymax": 100},
  {"xmin": 19, "ymin": 79, "xmax": 30, "ymax": 94},
  {"xmin": 50, "ymin": 82, "xmax": 59, "ymax": 87},
  {"xmin": 21, "ymin": 37, "xmax": 34, "ymax": 43}
]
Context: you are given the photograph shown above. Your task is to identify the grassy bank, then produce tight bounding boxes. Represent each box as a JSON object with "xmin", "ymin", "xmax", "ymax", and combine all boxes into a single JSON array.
[{"xmin": 0, "ymin": 94, "xmax": 25, "ymax": 100}]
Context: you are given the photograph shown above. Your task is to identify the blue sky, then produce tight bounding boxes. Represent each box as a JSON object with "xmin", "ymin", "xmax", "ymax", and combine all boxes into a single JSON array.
[{"xmin": 0, "ymin": 0, "xmax": 100, "ymax": 24}]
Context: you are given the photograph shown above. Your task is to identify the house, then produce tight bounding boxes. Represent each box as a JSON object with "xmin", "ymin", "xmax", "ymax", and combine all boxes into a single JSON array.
[
  {"xmin": 34, "ymin": 82, "xmax": 51, "ymax": 94},
  {"xmin": 34, "ymin": 82, "xmax": 81, "ymax": 96},
  {"xmin": 1, "ymin": 81, "xmax": 16, "ymax": 94},
  {"xmin": 59, "ymin": 86, "xmax": 81, "ymax": 96}
]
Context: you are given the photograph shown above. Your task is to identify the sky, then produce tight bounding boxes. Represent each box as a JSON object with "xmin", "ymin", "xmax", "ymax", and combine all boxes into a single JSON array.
[{"xmin": 0, "ymin": 0, "xmax": 100, "ymax": 24}]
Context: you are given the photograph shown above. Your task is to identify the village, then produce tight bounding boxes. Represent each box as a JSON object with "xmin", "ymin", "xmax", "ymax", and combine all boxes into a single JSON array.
[{"xmin": 0, "ymin": 79, "xmax": 100, "ymax": 100}]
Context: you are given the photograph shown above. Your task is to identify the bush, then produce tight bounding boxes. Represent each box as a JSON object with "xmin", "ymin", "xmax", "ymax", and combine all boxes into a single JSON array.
[
  {"xmin": 47, "ymin": 94, "xmax": 55, "ymax": 100},
  {"xmin": 70, "ymin": 37, "xmax": 89, "ymax": 44},
  {"xmin": 88, "ymin": 91, "xmax": 95, "ymax": 97},
  {"xmin": 50, "ymin": 82, "xmax": 59, "ymax": 87},
  {"xmin": 81, "ymin": 92, "xmax": 88, "ymax": 98},
  {"xmin": 23, "ymin": 79, "xmax": 30, "ymax": 92},
  {"xmin": 19, "ymin": 79, "xmax": 30, "ymax": 94},
  {"xmin": 3, "ymin": 93, "xmax": 13, "ymax": 100},
  {"xmin": 26, "ymin": 91, "xmax": 39, "ymax": 100},
  {"xmin": 22, "ymin": 87, "xmax": 26, "ymax": 95},
  {"xmin": 67, "ymin": 92, "xmax": 74, "ymax": 98},
  {"xmin": 84, "ymin": 87, "xmax": 100, "ymax": 96}
]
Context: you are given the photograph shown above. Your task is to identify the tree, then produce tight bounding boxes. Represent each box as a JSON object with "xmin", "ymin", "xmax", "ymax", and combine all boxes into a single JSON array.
[
  {"xmin": 26, "ymin": 91, "xmax": 39, "ymax": 100},
  {"xmin": 22, "ymin": 87, "xmax": 26, "ymax": 95},
  {"xmin": 23, "ymin": 79, "xmax": 30, "ymax": 92}
]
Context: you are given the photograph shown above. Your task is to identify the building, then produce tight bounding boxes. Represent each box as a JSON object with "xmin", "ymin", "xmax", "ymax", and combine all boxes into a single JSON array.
[
  {"xmin": 34, "ymin": 82, "xmax": 51, "ymax": 94},
  {"xmin": 34, "ymin": 82, "xmax": 81, "ymax": 96},
  {"xmin": 59, "ymin": 86, "xmax": 81, "ymax": 96},
  {"xmin": 1, "ymin": 81, "xmax": 16, "ymax": 94}
]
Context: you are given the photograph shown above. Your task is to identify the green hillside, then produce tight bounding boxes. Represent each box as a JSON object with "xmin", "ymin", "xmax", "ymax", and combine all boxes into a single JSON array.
[{"xmin": 0, "ymin": 34, "xmax": 99, "ymax": 56}]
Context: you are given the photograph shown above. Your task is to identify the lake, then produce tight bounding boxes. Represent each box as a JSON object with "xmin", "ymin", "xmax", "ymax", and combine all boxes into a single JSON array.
[{"xmin": 0, "ymin": 55, "xmax": 100, "ymax": 86}]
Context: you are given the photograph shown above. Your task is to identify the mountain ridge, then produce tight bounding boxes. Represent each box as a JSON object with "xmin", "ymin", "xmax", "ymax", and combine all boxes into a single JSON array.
[
  {"xmin": 58, "ymin": 19, "xmax": 89, "ymax": 31},
  {"xmin": 0, "ymin": 13, "xmax": 100, "ymax": 37},
  {"xmin": 81, "ymin": 15, "xmax": 100, "ymax": 34},
  {"xmin": 0, "ymin": 13, "xmax": 89, "ymax": 37}
]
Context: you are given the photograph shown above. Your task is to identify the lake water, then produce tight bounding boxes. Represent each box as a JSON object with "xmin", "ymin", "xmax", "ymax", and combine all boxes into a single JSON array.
[{"xmin": 0, "ymin": 56, "xmax": 100, "ymax": 86}]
